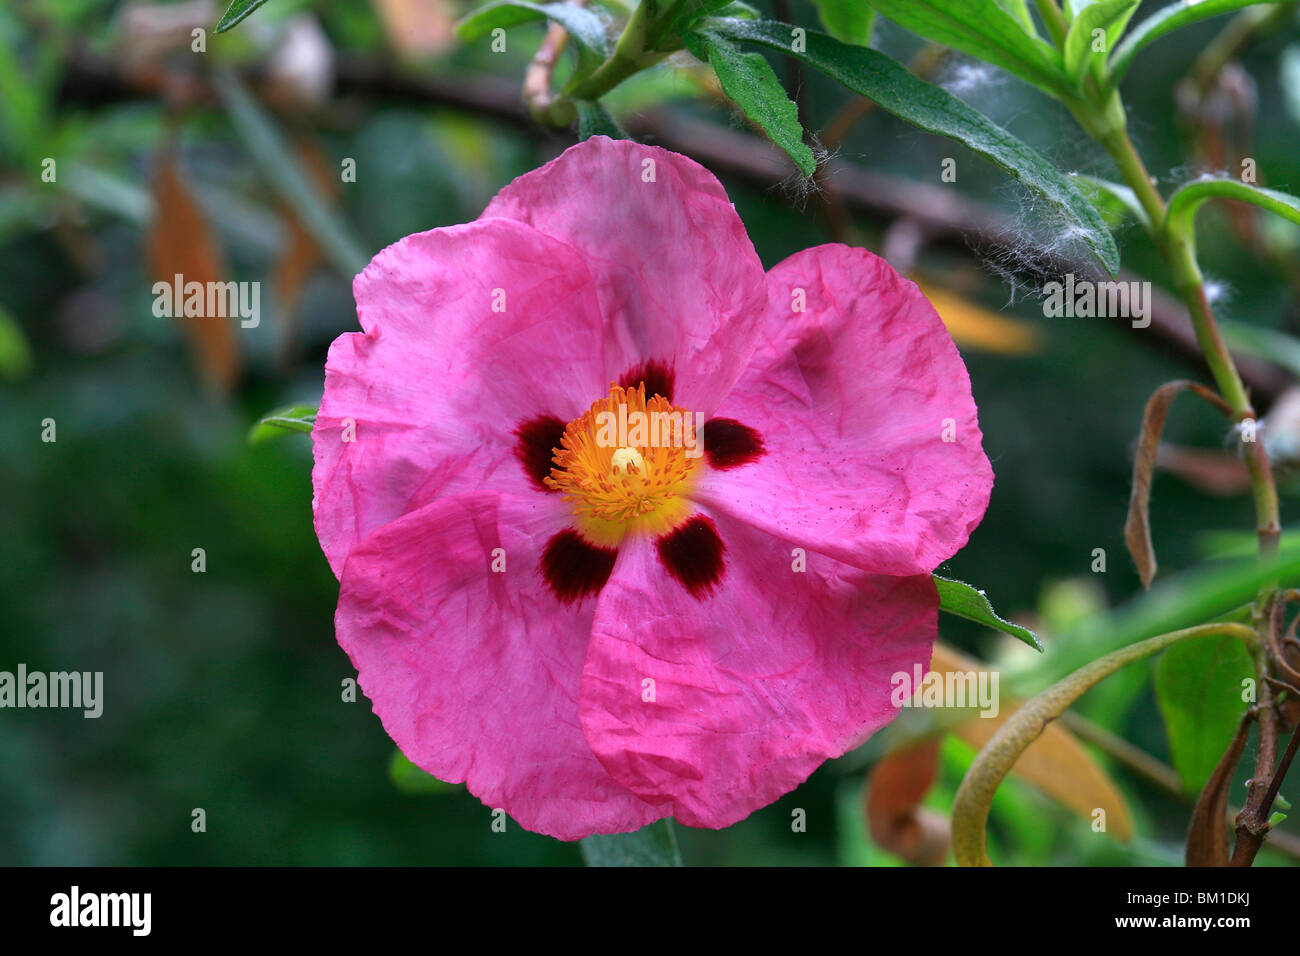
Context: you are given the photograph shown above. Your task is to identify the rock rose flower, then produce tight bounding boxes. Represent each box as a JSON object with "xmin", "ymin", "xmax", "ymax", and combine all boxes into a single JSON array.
[{"xmin": 312, "ymin": 136, "xmax": 992, "ymax": 840}]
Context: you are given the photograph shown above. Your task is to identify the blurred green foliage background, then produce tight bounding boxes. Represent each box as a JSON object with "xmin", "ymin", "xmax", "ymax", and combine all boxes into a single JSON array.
[{"xmin": 2, "ymin": 0, "xmax": 1299, "ymax": 865}]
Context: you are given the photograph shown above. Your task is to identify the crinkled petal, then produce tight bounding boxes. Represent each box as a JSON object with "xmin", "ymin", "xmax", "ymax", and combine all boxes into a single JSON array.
[
  {"xmin": 312, "ymin": 218, "xmax": 609, "ymax": 577},
  {"xmin": 336, "ymin": 492, "xmax": 664, "ymax": 840},
  {"xmin": 483, "ymin": 136, "xmax": 768, "ymax": 415},
  {"xmin": 579, "ymin": 507, "xmax": 937, "ymax": 829},
  {"xmin": 694, "ymin": 244, "xmax": 993, "ymax": 576}
]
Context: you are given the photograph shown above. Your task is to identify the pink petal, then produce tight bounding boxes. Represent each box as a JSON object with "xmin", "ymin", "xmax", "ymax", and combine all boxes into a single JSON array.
[
  {"xmin": 483, "ymin": 136, "xmax": 768, "ymax": 414},
  {"xmin": 695, "ymin": 244, "xmax": 994, "ymax": 576},
  {"xmin": 579, "ymin": 506, "xmax": 938, "ymax": 829},
  {"xmin": 335, "ymin": 492, "xmax": 665, "ymax": 840},
  {"xmin": 312, "ymin": 218, "xmax": 610, "ymax": 577}
]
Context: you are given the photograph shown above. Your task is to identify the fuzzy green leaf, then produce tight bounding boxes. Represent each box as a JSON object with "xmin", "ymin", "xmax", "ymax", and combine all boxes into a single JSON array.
[
  {"xmin": 862, "ymin": 0, "xmax": 1069, "ymax": 97},
  {"xmin": 456, "ymin": 1, "xmax": 610, "ymax": 73},
  {"xmin": 685, "ymin": 30, "xmax": 816, "ymax": 175},
  {"xmin": 215, "ymin": 0, "xmax": 272, "ymax": 34},
  {"xmin": 1063, "ymin": 0, "xmax": 1140, "ymax": 87},
  {"xmin": 580, "ymin": 819, "xmax": 682, "ymax": 866},
  {"xmin": 248, "ymin": 404, "xmax": 317, "ymax": 445},
  {"xmin": 935, "ymin": 575, "xmax": 1042, "ymax": 650},
  {"xmin": 704, "ymin": 17, "xmax": 1120, "ymax": 274},
  {"xmin": 1108, "ymin": 0, "xmax": 1273, "ymax": 91},
  {"xmin": 811, "ymin": 0, "xmax": 876, "ymax": 45}
]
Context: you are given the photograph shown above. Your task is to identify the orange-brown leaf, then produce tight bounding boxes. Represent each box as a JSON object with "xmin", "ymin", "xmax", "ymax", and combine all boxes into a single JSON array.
[
  {"xmin": 1125, "ymin": 381, "xmax": 1230, "ymax": 589},
  {"xmin": 916, "ymin": 281, "xmax": 1044, "ymax": 356},
  {"xmin": 1186, "ymin": 713, "xmax": 1251, "ymax": 866},
  {"xmin": 146, "ymin": 152, "xmax": 239, "ymax": 391},
  {"xmin": 864, "ymin": 737, "xmax": 950, "ymax": 866}
]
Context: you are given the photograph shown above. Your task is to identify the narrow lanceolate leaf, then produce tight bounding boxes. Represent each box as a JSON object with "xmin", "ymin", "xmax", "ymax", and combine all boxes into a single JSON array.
[
  {"xmin": 456, "ymin": 1, "xmax": 609, "ymax": 73},
  {"xmin": 1155, "ymin": 633, "xmax": 1254, "ymax": 793},
  {"xmin": 388, "ymin": 749, "xmax": 456, "ymax": 794},
  {"xmin": 1070, "ymin": 172, "xmax": 1151, "ymax": 231},
  {"xmin": 1063, "ymin": 0, "xmax": 1139, "ymax": 88},
  {"xmin": 706, "ymin": 17, "xmax": 1120, "ymax": 274},
  {"xmin": 576, "ymin": 100, "xmax": 626, "ymax": 140},
  {"xmin": 0, "ymin": 306, "xmax": 33, "ymax": 381},
  {"xmin": 934, "ymin": 575, "xmax": 1041, "ymax": 650},
  {"xmin": 1165, "ymin": 178, "xmax": 1300, "ymax": 247},
  {"xmin": 864, "ymin": 738, "xmax": 950, "ymax": 865},
  {"xmin": 861, "ymin": 0, "xmax": 1068, "ymax": 97},
  {"xmin": 996, "ymin": 0, "xmax": 1035, "ymax": 34},
  {"xmin": 580, "ymin": 819, "xmax": 682, "ymax": 866},
  {"xmin": 685, "ymin": 31, "xmax": 816, "ymax": 175},
  {"xmin": 248, "ymin": 404, "xmax": 317, "ymax": 445},
  {"xmin": 1124, "ymin": 380, "xmax": 1229, "ymax": 590},
  {"xmin": 212, "ymin": 71, "xmax": 369, "ymax": 277},
  {"xmin": 215, "ymin": 0, "xmax": 272, "ymax": 33},
  {"xmin": 1108, "ymin": 0, "xmax": 1274, "ymax": 91},
  {"xmin": 1185, "ymin": 706, "xmax": 1251, "ymax": 865},
  {"xmin": 811, "ymin": 0, "xmax": 875, "ymax": 45},
  {"xmin": 147, "ymin": 153, "xmax": 239, "ymax": 392}
]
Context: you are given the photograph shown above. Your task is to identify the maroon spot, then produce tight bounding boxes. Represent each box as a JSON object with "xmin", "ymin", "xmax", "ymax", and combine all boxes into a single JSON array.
[
  {"xmin": 541, "ymin": 530, "xmax": 618, "ymax": 604},
  {"xmin": 513, "ymin": 416, "xmax": 566, "ymax": 492},
  {"xmin": 702, "ymin": 418, "xmax": 765, "ymax": 469},
  {"xmin": 619, "ymin": 359, "xmax": 675, "ymax": 402},
  {"xmin": 657, "ymin": 515, "xmax": 726, "ymax": 598}
]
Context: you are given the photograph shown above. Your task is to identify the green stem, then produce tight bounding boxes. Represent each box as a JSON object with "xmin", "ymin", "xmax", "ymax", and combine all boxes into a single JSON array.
[
  {"xmin": 1034, "ymin": 0, "xmax": 1068, "ymax": 47},
  {"xmin": 1096, "ymin": 116, "xmax": 1281, "ymax": 555},
  {"xmin": 565, "ymin": 0, "xmax": 667, "ymax": 101},
  {"xmin": 952, "ymin": 622, "xmax": 1258, "ymax": 867}
]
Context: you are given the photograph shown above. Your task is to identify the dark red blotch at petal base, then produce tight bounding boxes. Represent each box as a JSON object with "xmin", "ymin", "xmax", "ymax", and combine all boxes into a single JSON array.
[
  {"xmin": 619, "ymin": 359, "xmax": 676, "ymax": 402},
  {"xmin": 657, "ymin": 515, "xmax": 726, "ymax": 598},
  {"xmin": 513, "ymin": 415, "xmax": 566, "ymax": 491},
  {"xmin": 542, "ymin": 530, "xmax": 618, "ymax": 604},
  {"xmin": 702, "ymin": 418, "xmax": 765, "ymax": 469}
]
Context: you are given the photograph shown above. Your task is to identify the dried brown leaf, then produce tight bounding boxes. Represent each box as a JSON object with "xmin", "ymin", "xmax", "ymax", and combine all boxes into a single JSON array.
[
  {"xmin": 1186, "ymin": 712, "xmax": 1251, "ymax": 866},
  {"xmin": 864, "ymin": 737, "xmax": 950, "ymax": 866},
  {"xmin": 1125, "ymin": 381, "xmax": 1230, "ymax": 589},
  {"xmin": 146, "ymin": 152, "xmax": 239, "ymax": 391}
]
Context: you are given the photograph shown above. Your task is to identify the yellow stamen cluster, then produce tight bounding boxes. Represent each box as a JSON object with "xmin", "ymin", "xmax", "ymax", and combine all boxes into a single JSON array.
[{"xmin": 546, "ymin": 383, "xmax": 701, "ymax": 547}]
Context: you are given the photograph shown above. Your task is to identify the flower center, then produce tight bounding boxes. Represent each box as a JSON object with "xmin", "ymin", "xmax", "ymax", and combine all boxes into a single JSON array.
[{"xmin": 546, "ymin": 383, "xmax": 702, "ymax": 547}]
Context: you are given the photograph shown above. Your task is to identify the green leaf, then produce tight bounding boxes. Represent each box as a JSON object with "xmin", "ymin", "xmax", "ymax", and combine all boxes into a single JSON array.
[
  {"xmin": 1063, "ymin": 0, "xmax": 1139, "ymax": 87},
  {"xmin": 580, "ymin": 819, "xmax": 682, "ymax": 866},
  {"xmin": 934, "ymin": 575, "xmax": 1042, "ymax": 651},
  {"xmin": 862, "ymin": 0, "xmax": 1069, "ymax": 97},
  {"xmin": 456, "ymin": 1, "xmax": 610, "ymax": 73},
  {"xmin": 248, "ymin": 404, "xmax": 317, "ymax": 445},
  {"xmin": 576, "ymin": 100, "xmax": 626, "ymax": 139},
  {"xmin": 1024, "ymin": 550, "xmax": 1300, "ymax": 691},
  {"xmin": 811, "ymin": 0, "xmax": 876, "ymax": 45},
  {"xmin": 997, "ymin": 0, "xmax": 1036, "ymax": 34},
  {"xmin": 705, "ymin": 17, "xmax": 1121, "ymax": 274},
  {"xmin": 0, "ymin": 305, "xmax": 32, "ymax": 381},
  {"xmin": 388, "ymin": 750, "xmax": 456, "ymax": 794},
  {"xmin": 685, "ymin": 30, "xmax": 815, "ymax": 175},
  {"xmin": 215, "ymin": 0, "xmax": 272, "ymax": 34},
  {"xmin": 1219, "ymin": 321, "xmax": 1300, "ymax": 381},
  {"xmin": 1165, "ymin": 177, "xmax": 1300, "ymax": 246},
  {"xmin": 212, "ymin": 71, "xmax": 369, "ymax": 276},
  {"xmin": 1155, "ymin": 633, "xmax": 1254, "ymax": 792},
  {"xmin": 1108, "ymin": 0, "xmax": 1272, "ymax": 91},
  {"xmin": 1069, "ymin": 172, "xmax": 1150, "ymax": 230}
]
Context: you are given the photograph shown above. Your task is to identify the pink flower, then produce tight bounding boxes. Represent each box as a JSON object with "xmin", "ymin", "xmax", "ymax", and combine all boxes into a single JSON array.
[{"xmin": 312, "ymin": 137, "xmax": 992, "ymax": 840}]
